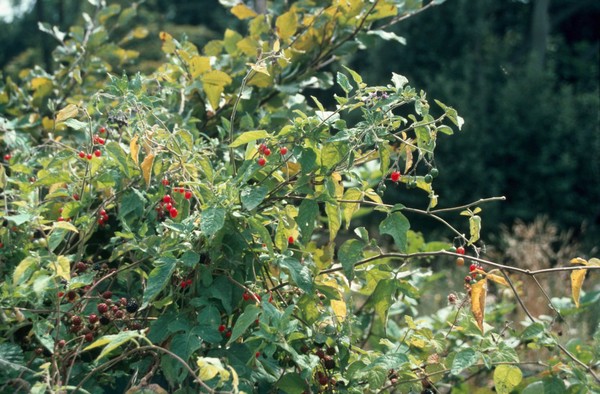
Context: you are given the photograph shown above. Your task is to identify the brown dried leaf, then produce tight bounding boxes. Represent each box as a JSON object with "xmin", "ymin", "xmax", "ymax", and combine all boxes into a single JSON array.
[{"xmin": 470, "ymin": 279, "xmax": 487, "ymax": 333}]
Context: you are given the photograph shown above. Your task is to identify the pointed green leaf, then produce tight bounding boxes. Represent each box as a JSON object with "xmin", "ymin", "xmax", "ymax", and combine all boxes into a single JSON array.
[
  {"xmin": 338, "ymin": 239, "xmax": 364, "ymax": 279},
  {"xmin": 451, "ymin": 348, "xmax": 479, "ymax": 375},
  {"xmin": 229, "ymin": 130, "xmax": 269, "ymax": 148},
  {"xmin": 142, "ymin": 257, "xmax": 177, "ymax": 307},
  {"xmin": 227, "ymin": 304, "xmax": 261, "ymax": 345},
  {"xmin": 201, "ymin": 207, "xmax": 226, "ymax": 237},
  {"xmin": 379, "ymin": 211, "xmax": 410, "ymax": 252}
]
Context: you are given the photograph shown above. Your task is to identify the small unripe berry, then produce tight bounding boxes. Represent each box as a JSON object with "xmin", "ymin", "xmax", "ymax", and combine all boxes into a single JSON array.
[
  {"xmin": 71, "ymin": 315, "xmax": 82, "ymax": 326},
  {"xmin": 84, "ymin": 332, "xmax": 94, "ymax": 342},
  {"xmin": 102, "ymin": 290, "xmax": 112, "ymax": 299},
  {"xmin": 57, "ymin": 339, "xmax": 66, "ymax": 348},
  {"xmin": 88, "ymin": 314, "xmax": 99, "ymax": 324},
  {"xmin": 97, "ymin": 303, "xmax": 108, "ymax": 314}
]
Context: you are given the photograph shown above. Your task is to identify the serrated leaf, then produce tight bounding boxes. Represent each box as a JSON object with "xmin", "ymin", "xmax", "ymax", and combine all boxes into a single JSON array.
[
  {"xmin": 451, "ymin": 348, "xmax": 479, "ymax": 375},
  {"xmin": 275, "ymin": 10, "xmax": 297, "ymax": 40},
  {"xmin": 493, "ymin": 365, "xmax": 522, "ymax": 394},
  {"xmin": 379, "ymin": 211, "xmax": 410, "ymax": 252},
  {"xmin": 338, "ymin": 239, "xmax": 364, "ymax": 280},
  {"xmin": 229, "ymin": 130, "xmax": 268, "ymax": 147},
  {"xmin": 201, "ymin": 207, "xmax": 226, "ymax": 237},
  {"xmin": 55, "ymin": 104, "xmax": 78, "ymax": 122},
  {"xmin": 471, "ymin": 279, "xmax": 487, "ymax": 332},
  {"xmin": 142, "ymin": 257, "xmax": 177, "ymax": 307},
  {"xmin": 227, "ymin": 304, "xmax": 261, "ymax": 345},
  {"xmin": 571, "ymin": 268, "xmax": 587, "ymax": 308},
  {"xmin": 141, "ymin": 153, "xmax": 155, "ymax": 186},
  {"xmin": 231, "ymin": 3, "xmax": 257, "ymax": 19}
]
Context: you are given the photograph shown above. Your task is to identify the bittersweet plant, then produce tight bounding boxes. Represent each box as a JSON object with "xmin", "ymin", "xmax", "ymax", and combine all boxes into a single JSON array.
[{"xmin": 0, "ymin": 1, "xmax": 598, "ymax": 393}]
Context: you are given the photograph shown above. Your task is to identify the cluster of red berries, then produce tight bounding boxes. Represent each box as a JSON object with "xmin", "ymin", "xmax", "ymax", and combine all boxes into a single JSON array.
[
  {"xmin": 156, "ymin": 194, "xmax": 178, "ymax": 219},
  {"xmin": 465, "ymin": 262, "xmax": 485, "ymax": 285},
  {"xmin": 242, "ymin": 291, "xmax": 260, "ymax": 302},
  {"xmin": 218, "ymin": 324, "xmax": 232, "ymax": 338},
  {"xmin": 173, "ymin": 186, "xmax": 193, "ymax": 200},
  {"xmin": 97, "ymin": 208, "xmax": 109, "ymax": 226},
  {"xmin": 256, "ymin": 143, "xmax": 288, "ymax": 167},
  {"xmin": 179, "ymin": 278, "xmax": 193, "ymax": 289}
]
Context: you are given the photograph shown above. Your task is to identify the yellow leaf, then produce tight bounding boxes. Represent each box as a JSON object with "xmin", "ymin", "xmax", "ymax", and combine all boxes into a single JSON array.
[
  {"xmin": 341, "ymin": 188, "xmax": 362, "ymax": 229},
  {"xmin": 132, "ymin": 26, "xmax": 148, "ymax": 39},
  {"xmin": 247, "ymin": 62, "xmax": 270, "ymax": 76},
  {"xmin": 470, "ymin": 279, "xmax": 487, "ymax": 333},
  {"xmin": 202, "ymin": 70, "xmax": 233, "ymax": 109},
  {"xmin": 159, "ymin": 31, "xmax": 176, "ymax": 54},
  {"xmin": 31, "ymin": 76, "xmax": 52, "ymax": 90},
  {"xmin": 486, "ymin": 273, "xmax": 509, "ymax": 287},
  {"xmin": 325, "ymin": 202, "xmax": 341, "ymax": 242},
  {"xmin": 331, "ymin": 299, "xmax": 347, "ymax": 322},
  {"xmin": 130, "ymin": 135, "xmax": 140, "ymax": 165},
  {"xmin": 571, "ymin": 268, "xmax": 587, "ymax": 308},
  {"xmin": 13, "ymin": 256, "xmax": 38, "ymax": 284},
  {"xmin": 55, "ymin": 104, "xmax": 79, "ymax": 123},
  {"xmin": 247, "ymin": 71, "xmax": 273, "ymax": 88},
  {"xmin": 570, "ymin": 257, "xmax": 588, "ymax": 266},
  {"xmin": 276, "ymin": 10, "xmax": 298, "ymax": 40},
  {"xmin": 231, "ymin": 3, "xmax": 257, "ymax": 19},
  {"xmin": 52, "ymin": 221, "xmax": 79, "ymax": 233},
  {"xmin": 42, "ymin": 116, "xmax": 55, "ymax": 131},
  {"xmin": 189, "ymin": 56, "xmax": 211, "ymax": 78},
  {"xmin": 196, "ymin": 357, "xmax": 225, "ymax": 382},
  {"xmin": 54, "ymin": 255, "xmax": 71, "ymax": 281},
  {"xmin": 141, "ymin": 153, "xmax": 155, "ymax": 186}
]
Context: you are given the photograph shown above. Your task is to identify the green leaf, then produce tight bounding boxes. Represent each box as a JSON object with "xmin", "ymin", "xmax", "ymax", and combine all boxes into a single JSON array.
[
  {"xmin": 469, "ymin": 214, "xmax": 481, "ymax": 244},
  {"xmin": 142, "ymin": 257, "xmax": 177, "ymax": 307},
  {"xmin": 84, "ymin": 331, "xmax": 143, "ymax": 360},
  {"xmin": 493, "ymin": 365, "xmax": 522, "ymax": 394},
  {"xmin": 229, "ymin": 130, "xmax": 269, "ymax": 148},
  {"xmin": 521, "ymin": 322, "xmax": 545, "ymax": 340},
  {"xmin": 180, "ymin": 250, "xmax": 200, "ymax": 267},
  {"xmin": 106, "ymin": 141, "xmax": 131, "ymax": 177},
  {"xmin": 451, "ymin": 348, "xmax": 479, "ymax": 375},
  {"xmin": 325, "ymin": 202, "xmax": 341, "ymax": 242},
  {"xmin": 276, "ymin": 372, "xmax": 305, "ymax": 394},
  {"xmin": 201, "ymin": 207, "xmax": 226, "ymax": 237},
  {"xmin": 4, "ymin": 213, "xmax": 34, "ymax": 226},
  {"xmin": 63, "ymin": 118, "xmax": 87, "ymax": 131},
  {"xmin": 366, "ymin": 279, "xmax": 396, "ymax": 325},
  {"xmin": 296, "ymin": 198, "xmax": 319, "ymax": 240},
  {"xmin": 171, "ymin": 326, "xmax": 203, "ymax": 361},
  {"xmin": 543, "ymin": 376, "xmax": 567, "ymax": 394},
  {"xmin": 379, "ymin": 211, "xmax": 410, "ymax": 252},
  {"xmin": 336, "ymin": 72, "xmax": 352, "ymax": 94},
  {"xmin": 227, "ymin": 304, "xmax": 261, "ymax": 345},
  {"xmin": 279, "ymin": 257, "xmax": 313, "ymax": 293},
  {"xmin": 299, "ymin": 148, "xmax": 317, "ymax": 172},
  {"xmin": 341, "ymin": 188, "xmax": 363, "ymax": 229},
  {"xmin": 0, "ymin": 343, "xmax": 25, "ymax": 372},
  {"xmin": 338, "ymin": 239, "xmax": 364, "ymax": 280},
  {"xmin": 240, "ymin": 185, "xmax": 268, "ymax": 211}
]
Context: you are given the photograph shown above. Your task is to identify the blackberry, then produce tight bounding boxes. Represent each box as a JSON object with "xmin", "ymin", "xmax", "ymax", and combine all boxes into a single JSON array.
[
  {"xmin": 99, "ymin": 316, "xmax": 111, "ymax": 325},
  {"xmin": 126, "ymin": 299, "xmax": 139, "ymax": 313}
]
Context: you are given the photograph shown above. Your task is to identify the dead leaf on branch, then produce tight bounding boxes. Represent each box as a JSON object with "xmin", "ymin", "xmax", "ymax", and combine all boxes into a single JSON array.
[{"xmin": 470, "ymin": 279, "xmax": 487, "ymax": 333}]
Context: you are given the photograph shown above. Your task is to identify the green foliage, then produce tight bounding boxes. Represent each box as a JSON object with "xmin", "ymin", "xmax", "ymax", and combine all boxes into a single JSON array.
[{"xmin": 0, "ymin": 1, "xmax": 599, "ymax": 393}]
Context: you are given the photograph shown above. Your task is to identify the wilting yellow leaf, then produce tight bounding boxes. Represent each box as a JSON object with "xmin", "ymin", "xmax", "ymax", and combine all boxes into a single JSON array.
[
  {"xmin": 275, "ymin": 10, "xmax": 298, "ymax": 40},
  {"xmin": 571, "ymin": 269, "xmax": 587, "ymax": 308},
  {"xmin": 189, "ymin": 56, "xmax": 211, "ymax": 78},
  {"xmin": 470, "ymin": 279, "xmax": 487, "ymax": 332},
  {"xmin": 130, "ymin": 135, "xmax": 140, "ymax": 165},
  {"xmin": 281, "ymin": 161, "xmax": 300, "ymax": 177},
  {"xmin": 55, "ymin": 104, "xmax": 78, "ymax": 123},
  {"xmin": 202, "ymin": 70, "xmax": 233, "ymax": 109},
  {"xmin": 570, "ymin": 257, "xmax": 588, "ymax": 266},
  {"xmin": 231, "ymin": 3, "xmax": 257, "ymax": 19},
  {"xmin": 141, "ymin": 153, "xmax": 155, "ymax": 186},
  {"xmin": 159, "ymin": 31, "xmax": 175, "ymax": 54},
  {"xmin": 331, "ymin": 299, "xmax": 347, "ymax": 322},
  {"xmin": 486, "ymin": 273, "xmax": 509, "ymax": 287}
]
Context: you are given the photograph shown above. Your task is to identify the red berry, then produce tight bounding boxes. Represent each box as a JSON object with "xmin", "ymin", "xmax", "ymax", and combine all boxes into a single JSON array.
[
  {"xmin": 75, "ymin": 261, "xmax": 86, "ymax": 272},
  {"xmin": 169, "ymin": 207, "xmax": 178, "ymax": 218},
  {"xmin": 263, "ymin": 147, "xmax": 271, "ymax": 156},
  {"xmin": 71, "ymin": 315, "xmax": 82, "ymax": 326},
  {"xmin": 316, "ymin": 349, "xmax": 325, "ymax": 359},
  {"xmin": 255, "ymin": 351, "xmax": 260, "ymax": 358},
  {"xmin": 97, "ymin": 303, "xmax": 108, "ymax": 314},
  {"xmin": 97, "ymin": 138, "xmax": 105, "ymax": 145},
  {"xmin": 318, "ymin": 375, "xmax": 329, "ymax": 386},
  {"xmin": 99, "ymin": 209, "xmax": 107, "ymax": 216},
  {"xmin": 464, "ymin": 275, "xmax": 472, "ymax": 283},
  {"xmin": 84, "ymin": 332, "xmax": 94, "ymax": 342},
  {"xmin": 58, "ymin": 291, "xmax": 64, "ymax": 298},
  {"xmin": 102, "ymin": 290, "xmax": 112, "ymax": 299},
  {"xmin": 257, "ymin": 157, "xmax": 267, "ymax": 166},
  {"xmin": 165, "ymin": 203, "xmax": 173, "ymax": 210},
  {"xmin": 86, "ymin": 153, "xmax": 92, "ymax": 160},
  {"xmin": 163, "ymin": 195, "xmax": 171, "ymax": 204},
  {"xmin": 225, "ymin": 331, "xmax": 232, "ymax": 338},
  {"xmin": 94, "ymin": 149, "xmax": 101, "ymax": 157},
  {"xmin": 258, "ymin": 143, "xmax": 267, "ymax": 153},
  {"xmin": 161, "ymin": 178, "xmax": 170, "ymax": 186},
  {"xmin": 184, "ymin": 190, "xmax": 192, "ymax": 200},
  {"xmin": 218, "ymin": 324, "xmax": 226, "ymax": 332},
  {"xmin": 456, "ymin": 246, "xmax": 465, "ymax": 255},
  {"xmin": 469, "ymin": 264, "xmax": 477, "ymax": 272},
  {"xmin": 73, "ymin": 193, "xmax": 80, "ymax": 201},
  {"xmin": 119, "ymin": 297, "xmax": 127, "ymax": 306},
  {"xmin": 98, "ymin": 217, "xmax": 106, "ymax": 225},
  {"xmin": 390, "ymin": 170, "xmax": 401, "ymax": 182},
  {"xmin": 57, "ymin": 217, "xmax": 64, "ymax": 222},
  {"xmin": 114, "ymin": 310, "xmax": 124, "ymax": 319},
  {"xmin": 78, "ymin": 151, "xmax": 85, "ymax": 158},
  {"xmin": 279, "ymin": 146, "xmax": 288, "ymax": 155},
  {"xmin": 4, "ymin": 153, "xmax": 11, "ymax": 161},
  {"xmin": 88, "ymin": 314, "xmax": 99, "ymax": 324},
  {"xmin": 288, "ymin": 236, "xmax": 294, "ymax": 244},
  {"xmin": 99, "ymin": 126, "xmax": 106, "ymax": 133},
  {"xmin": 243, "ymin": 292, "xmax": 251, "ymax": 301},
  {"xmin": 57, "ymin": 339, "xmax": 66, "ymax": 348}
]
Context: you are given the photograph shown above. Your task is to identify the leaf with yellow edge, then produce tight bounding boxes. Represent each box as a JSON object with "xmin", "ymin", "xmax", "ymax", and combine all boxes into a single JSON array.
[
  {"xmin": 52, "ymin": 221, "xmax": 79, "ymax": 233},
  {"xmin": 331, "ymin": 299, "xmax": 347, "ymax": 322},
  {"xmin": 202, "ymin": 70, "xmax": 232, "ymax": 109},
  {"xmin": 54, "ymin": 256, "xmax": 71, "ymax": 281},
  {"xmin": 84, "ymin": 331, "xmax": 144, "ymax": 360},
  {"xmin": 130, "ymin": 135, "xmax": 140, "ymax": 165},
  {"xmin": 231, "ymin": 3, "xmax": 257, "ymax": 19},
  {"xmin": 55, "ymin": 104, "xmax": 78, "ymax": 123},
  {"xmin": 159, "ymin": 31, "xmax": 176, "ymax": 54},
  {"xmin": 571, "ymin": 269, "xmax": 587, "ymax": 308},
  {"xmin": 141, "ymin": 154, "xmax": 155, "ymax": 186},
  {"xmin": 189, "ymin": 56, "xmax": 211, "ymax": 78},
  {"xmin": 486, "ymin": 273, "xmax": 509, "ymax": 287},
  {"xmin": 13, "ymin": 256, "xmax": 38, "ymax": 285},
  {"xmin": 276, "ymin": 10, "xmax": 298, "ymax": 40},
  {"xmin": 470, "ymin": 279, "xmax": 487, "ymax": 332}
]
